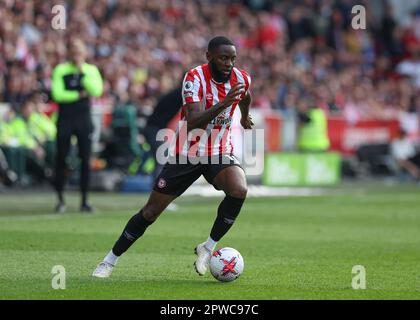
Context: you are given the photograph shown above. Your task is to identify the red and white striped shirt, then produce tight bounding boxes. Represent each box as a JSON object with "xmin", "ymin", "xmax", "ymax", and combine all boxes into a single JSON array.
[{"xmin": 174, "ymin": 63, "xmax": 251, "ymax": 157}]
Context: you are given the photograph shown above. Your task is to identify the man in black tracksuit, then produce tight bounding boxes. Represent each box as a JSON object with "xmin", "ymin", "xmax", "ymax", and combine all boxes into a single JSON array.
[
  {"xmin": 51, "ymin": 39, "xmax": 103, "ymax": 213},
  {"xmin": 143, "ymin": 84, "xmax": 183, "ymax": 180}
]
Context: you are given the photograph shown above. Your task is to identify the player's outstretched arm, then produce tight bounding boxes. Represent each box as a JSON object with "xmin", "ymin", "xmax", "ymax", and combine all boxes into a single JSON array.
[{"xmin": 185, "ymin": 84, "xmax": 245, "ymax": 131}]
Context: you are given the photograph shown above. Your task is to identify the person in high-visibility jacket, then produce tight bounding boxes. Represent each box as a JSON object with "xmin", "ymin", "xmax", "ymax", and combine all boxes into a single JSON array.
[
  {"xmin": 297, "ymin": 100, "xmax": 330, "ymax": 152},
  {"xmin": 5, "ymin": 101, "xmax": 48, "ymax": 182},
  {"xmin": 51, "ymin": 38, "xmax": 103, "ymax": 214},
  {"xmin": 0, "ymin": 115, "xmax": 18, "ymax": 186},
  {"xmin": 27, "ymin": 92, "xmax": 57, "ymax": 144},
  {"xmin": 5, "ymin": 103, "xmax": 39, "ymax": 151},
  {"xmin": 28, "ymin": 92, "xmax": 57, "ymax": 169},
  {"xmin": 0, "ymin": 116, "xmax": 12, "ymax": 147}
]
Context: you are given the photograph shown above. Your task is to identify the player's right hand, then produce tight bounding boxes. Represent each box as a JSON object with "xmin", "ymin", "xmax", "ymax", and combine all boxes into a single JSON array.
[{"xmin": 221, "ymin": 83, "xmax": 245, "ymax": 108}]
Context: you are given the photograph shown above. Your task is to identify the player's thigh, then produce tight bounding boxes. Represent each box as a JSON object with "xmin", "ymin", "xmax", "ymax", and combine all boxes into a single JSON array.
[
  {"xmin": 210, "ymin": 164, "xmax": 248, "ymax": 199},
  {"xmin": 142, "ymin": 190, "xmax": 177, "ymax": 221}
]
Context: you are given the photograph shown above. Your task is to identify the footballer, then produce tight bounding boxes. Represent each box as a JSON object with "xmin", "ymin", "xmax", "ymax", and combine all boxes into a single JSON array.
[{"xmin": 93, "ymin": 36, "xmax": 253, "ymax": 278}]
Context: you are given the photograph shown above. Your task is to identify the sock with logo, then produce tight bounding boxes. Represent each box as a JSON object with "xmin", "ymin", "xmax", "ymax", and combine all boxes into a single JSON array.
[
  {"xmin": 209, "ymin": 195, "xmax": 245, "ymax": 242},
  {"xmin": 112, "ymin": 210, "xmax": 154, "ymax": 256}
]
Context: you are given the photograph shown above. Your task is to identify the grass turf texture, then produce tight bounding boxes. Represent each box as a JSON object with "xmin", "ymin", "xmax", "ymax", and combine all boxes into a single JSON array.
[{"xmin": 0, "ymin": 183, "xmax": 419, "ymax": 299}]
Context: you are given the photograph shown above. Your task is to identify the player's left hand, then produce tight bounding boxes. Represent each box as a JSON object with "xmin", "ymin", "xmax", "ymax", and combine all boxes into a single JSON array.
[{"xmin": 240, "ymin": 115, "xmax": 254, "ymax": 129}]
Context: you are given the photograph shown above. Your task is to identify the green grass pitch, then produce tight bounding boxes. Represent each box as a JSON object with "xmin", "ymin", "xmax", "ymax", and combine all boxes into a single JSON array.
[{"xmin": 0, "ymin": 183, "xmax": 419, "ymax": 299}]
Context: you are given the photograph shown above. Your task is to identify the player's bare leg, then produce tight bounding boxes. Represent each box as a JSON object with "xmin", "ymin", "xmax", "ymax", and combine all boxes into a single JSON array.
[
  {"xmin": 93, "ymin": 191, "xmax": 176, "ymax": 278},
  {"xmin": 194, "ymin": 165, "xmax": 247, "ymax": 275}
]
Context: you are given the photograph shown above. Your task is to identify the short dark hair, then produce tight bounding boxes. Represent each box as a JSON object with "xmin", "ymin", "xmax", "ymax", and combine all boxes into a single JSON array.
[{"xmin": 208, "ymin": 36, "xmax": 234, "ymax": 52}]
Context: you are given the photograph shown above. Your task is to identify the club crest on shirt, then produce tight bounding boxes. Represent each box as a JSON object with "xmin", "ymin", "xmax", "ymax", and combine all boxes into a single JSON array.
[{"xmin": 157, "ymin": 178, "xmax": 167, "ymax": 188}]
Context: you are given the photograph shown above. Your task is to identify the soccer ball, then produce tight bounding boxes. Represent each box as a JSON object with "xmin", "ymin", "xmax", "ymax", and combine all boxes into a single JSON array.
[{"xmin": 209, "ymin": 247, "xmax": 244, "ymax": 282}]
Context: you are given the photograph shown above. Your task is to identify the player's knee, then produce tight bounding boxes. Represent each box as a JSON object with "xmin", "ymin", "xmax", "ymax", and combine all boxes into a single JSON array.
[
  {"xmin": 142, "ymin": 205, "xmax": 163, "ymax": 222},
  {"xmin": 228, "ymin": 185, "xmax": 248, "ymax": 199}
]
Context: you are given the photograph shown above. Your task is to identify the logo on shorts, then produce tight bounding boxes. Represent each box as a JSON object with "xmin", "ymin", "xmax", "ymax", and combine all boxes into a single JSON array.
[{"xmin": 157, "ymin": 178, "xmax": 167, "ymax": 189}]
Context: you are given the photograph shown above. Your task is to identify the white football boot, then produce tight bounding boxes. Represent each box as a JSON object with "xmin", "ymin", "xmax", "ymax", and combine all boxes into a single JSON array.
[
  {"xmin": 194, "ymin": 242, "xmax": 212, "ymax": 276},
  {"xmin": 92, "ymin": 261, "xmax": 114, "ymax": 278}
]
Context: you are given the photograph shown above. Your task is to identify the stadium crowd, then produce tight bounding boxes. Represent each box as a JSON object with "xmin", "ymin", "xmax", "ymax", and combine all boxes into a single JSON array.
[{"xmin": 1, "ymin": 0, "xmax": 420, "ymax": 186}]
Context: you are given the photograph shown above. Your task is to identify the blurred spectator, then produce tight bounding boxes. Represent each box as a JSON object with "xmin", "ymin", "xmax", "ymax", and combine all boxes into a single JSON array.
[
  {"xmin": 0, "ymin": 146, "xmax": 18, "ymax": 188},
  {"xmin": 297, "ymin": 97, "xmax": 330, "ymax": 152},
  {"xmin": 0, "ymin": 117, "xmax": 18, "ymax": 186},
  {"xmin": 102, "ymin": 92, "xmax": 142, "ymax": 169},
  {"xmin": 143, "ymin": 82, "xmax": 183, "ymax": 179},
  {"xmin": 396, "ymin": 46, "xmax": 420, "ymax": 88},
  {"xmin": 2, "ymin": 99, "xmax": 49, "ymax": 184},
  {"xmin": 391, "ymin": 129, "xmax": 420, "ymax": 180},
  {"xmin": 27, "ymin": 92, "xmax": 57, "ymax": 168}
]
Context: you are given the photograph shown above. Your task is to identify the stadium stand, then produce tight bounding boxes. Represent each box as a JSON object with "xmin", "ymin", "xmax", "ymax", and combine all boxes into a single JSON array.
[{"xmin": 1, "ymin": 0, "xmax": 420, "ymax": 188}]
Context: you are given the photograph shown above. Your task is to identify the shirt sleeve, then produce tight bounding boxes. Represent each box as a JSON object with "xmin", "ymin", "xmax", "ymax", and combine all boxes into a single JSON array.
[
  {"xmin": 81, "ymin": 64, "xmax": 104, "ymax": 97},
  {"xmin": 240, "ymin": 70, "xmax": 251, "ymax": 99},
  {"xmin": 51, "ymin": 64, "xmax": 81, "ymax": 103},
  {"xmin": 182, "ymin": 70, "xmax": 202, "ymax": 105}
]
